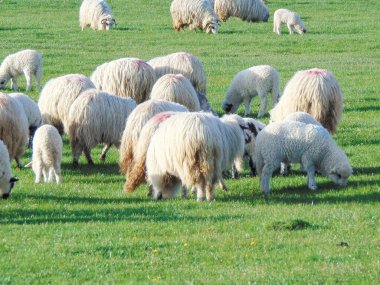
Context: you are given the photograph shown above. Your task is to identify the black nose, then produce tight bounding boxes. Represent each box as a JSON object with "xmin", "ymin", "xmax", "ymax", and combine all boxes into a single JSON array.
[
  {"xmin": 2, "ymin": 193, "xmax": 10, "ymax": 199},
  {"xmin": 223, "ymin": 104, "xmax": 233, "ymax": 113}
]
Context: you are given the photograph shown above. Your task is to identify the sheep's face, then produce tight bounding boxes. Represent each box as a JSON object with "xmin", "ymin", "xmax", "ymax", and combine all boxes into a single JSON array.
[
  {"xmin": 100, "ymin": 17, "xmax": 116, "ymax": 30},
  {"xmin": 295, "ymin": 24, "xmax": 307, "ymax": 34},
  {"xmin": 0, "ymin": 75, "xmax": 10, "ymax": 90},
  {"xmin": 262, "ymin": 11, "xmax": 270, "ymax": 22},
  {"xmin": 222, "ymin": 102, "xmax": 240, "ymax": 114},
  {"xmin": 0, "ymin": 177, "xmax": 18, "ymax": 199},
  {"xmin": 328, "ymin": 167, "xmax": 352, "ymax": 187},
  {"xmin": 205, "ymin": 20, "xmax": 218, "ymax": 34}
]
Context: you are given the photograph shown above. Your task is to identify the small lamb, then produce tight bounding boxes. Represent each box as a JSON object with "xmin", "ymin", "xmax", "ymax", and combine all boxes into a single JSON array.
[
  {"xmin": 79, "ymin": 0, "xmax": 116, "ymax": 31},
  {"xmin": 273, "ymin": 9, "xmax": 307, "ymax": 35}
]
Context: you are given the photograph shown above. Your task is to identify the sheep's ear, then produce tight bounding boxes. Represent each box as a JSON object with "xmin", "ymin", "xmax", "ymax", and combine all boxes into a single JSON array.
[
  {"xmin": 239, "ymin": 124, "xmax": 253, "ymax": 144},
  {"xmin": 25, "ymin": 161, "xmax": 32, "ymax": 168},
  {"xmin": 247, "ymin": 122, "xmax": 259, "ymax": 137}
]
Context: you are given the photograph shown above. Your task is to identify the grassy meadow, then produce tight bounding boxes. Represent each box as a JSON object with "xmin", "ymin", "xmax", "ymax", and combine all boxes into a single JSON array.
[{"xmin": 0, "ymin": 0, "xmax": 379, "ymax": 283}]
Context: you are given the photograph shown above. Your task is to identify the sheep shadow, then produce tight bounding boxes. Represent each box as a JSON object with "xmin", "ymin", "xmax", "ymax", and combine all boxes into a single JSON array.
[
  {"xmin": 354, "ymin": 166, "xmax": 380, "ymax": 175},
  {"xmin": 344, "ymin": 105, "xmax": 380, "ymax": 112},
  {"xmin": 61, "ymin": 161, "xmax": 120, "ymax": 176}
]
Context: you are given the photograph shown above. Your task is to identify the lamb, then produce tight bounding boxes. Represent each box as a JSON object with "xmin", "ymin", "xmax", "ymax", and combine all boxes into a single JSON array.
[
  {"xmin": 0, "ymin": 49, "xmax": 43, "ymax": 92},
  {"xmin": 91, "ymin": 58, "xmax": 156, "ymax": 103},
  {"xmin": 214, "ymin": 0, "xmax": 269, "ymax": 23},
  {"xmin": 79, "ymin": 0, "xmax": 116, "ymax": 31},
  {"xmin": 0, "ymin": 93, "xmax": 29, "ymax": 168},
  {"xmin": 273, "ymin": 9, "xmax": 307, "ymax": 35},
  {"xmin": 0, "ymin": 139, "xmax": 18, "ymax": 199},
  {"xmin": 38, "ymin": 74, "xmax": 95, "ymax": 134},
  {"xmin": 150, "ymin": 74, "xmax": 201, "ymax": 111},
  {"xmin": 66, "ymin": 89, "xmax": 137, "ymax": 166},
  {"xmin": 170, "ymin": 0, "xmax": 219, "ymax": 34},
  {"xmin": 222, "ymin": 65, "xmax": 280, "ymax": 118},
  {"xmin": 270, "ymin": 68, "xmax": 343, "ymax": 133},
  {"xmin": 254, "ymin": 120, "xmax": 353, "ymax": 195}
]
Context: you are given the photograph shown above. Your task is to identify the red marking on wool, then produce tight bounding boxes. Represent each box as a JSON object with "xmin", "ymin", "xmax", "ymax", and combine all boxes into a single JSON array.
[
  {"xmin": 306, "ymin": 68, "xmax": 329, "ymax": 77},
  {"xmin": 133, "ymin": 60, "xmax": 148, "ymax": 70},
  {"xmin": 152, "ymin": 112, "xmax": 173, "ymax": 122}
]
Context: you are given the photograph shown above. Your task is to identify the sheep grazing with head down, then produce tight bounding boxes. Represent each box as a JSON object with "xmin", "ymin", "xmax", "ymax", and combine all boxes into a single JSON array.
[
  {"xmin": 119, "ymin": 99, "xmax": 189, "ymax": 176},
  {"xmin": 79, "ymin": 0, "xmax": 116, "ymax": 31},
  {"xmin": 222, "ymin": 65, "xmax": 280, "ymax": 118},
  {"xmin": 270, "ymin": 68, "xmax": 343, "ymax": 133},
  {"xmin": 0, "ymin": 49, "xmax": 43, "ymax": 92},
  {"xmin": 150, "ymin": 74, "xmax": 201, "ymax": 112},
  {"xmin": 91, "ymin": 58, "xmax": 156, "ymax": 104},
  {"xmin": 38, "ymin": 74, "xmax": 95, "ymax": 135},
  {"xmin": 170, "ymin": 0, "xmax": 219, "ymax": 34},
  {"xmin": 214, "ymin": 0, "xmax": 269, "ymax": 23},
  {"xmin": 273, "ymin": 9, "xmax": 307, "ymax": 35},
  {"xmin": 66, "ymin": 89, "xmax": 136, "ymax": 166},
  {"xmin": 0, "ymin": 140, "xmax": 18, "ymax": 199}
]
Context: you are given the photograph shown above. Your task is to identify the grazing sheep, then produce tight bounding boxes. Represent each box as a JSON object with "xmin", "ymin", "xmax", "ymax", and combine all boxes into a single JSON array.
[
  {"xmin": 38, "ymin": 74, "xmax": 95, "ymax": 134},
  {"xmin": 222, "ymin": 65, "xmax": 280, "ymax": 118},
  {"xmin": 0, "ymin": 140, "xmax": 18, "ymax": 199},
  {"xmin": 270, "ymin": 68, "xmax": 343, "ymax": 133},
  {"xmin": 119, "ymin": 99, "xmax": 189, "ymax": 176},
  {"xmin": 145, "ymin": 113, "xmax": 251, "ymax": 201},
  {"xmin": 254, "ymin": 120, "xmax": 352, "ymax": 195},
  {"xmin": 0, "ymin": 49, "xmax": 43, "ymax": 92},
  {"xmin": 79, "ymin": 0, "xmax": 116, "ymax": 31},
  {"xmin": 66, "ymin": 89, "xmax": 137, "ymax": 166},
  {"xmin": 170, "ymin": 0, "xmax": 219, "ymax": 34},
  {"xmin": 91, "ymin": 58, "xmax": 156, "ymax": 103},
  {"xmin": 0, "ymin": 93, "xmax": 29, "ymax": 168},
  {"xmin": 214, "ymin": 0, "xmax": 269, "ymax": 23},
  {"xmin": 150, "ymin": 74, "xmax": 201, "ymax": 111},
  {"xmin": 273, "ymin": 9, "xmax": 307, "ymax": 35},
  {"xmin": 30, "ymin": 125, "xmax": 62, "ymax": 184}
]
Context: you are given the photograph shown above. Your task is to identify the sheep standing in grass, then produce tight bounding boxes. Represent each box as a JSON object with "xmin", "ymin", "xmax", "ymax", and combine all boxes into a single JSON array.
[
  {"xmin": 38, "ymin": 74, "xmax": 95, "ymax": 134},
  {"xmin": 79, "ymin": 0, "xmax": 116, "ymax": 31},
  {"xmin": 222, "ymin": 65, "xmax": 280, "ymax": 118},
  {"xmin": 170, "ymin": 0, "xmax": 219, "ymax": 34},
  {"xmin": 0, "ymin": 140, "xmax": 18, "ymax": 199},
  {"xmin": 150, "ymin": 74, "xmax": 201, "ymax": 111},
  {"xmin": 66, "ymin": 89, "xmax": 136, "ymax": 166},
  {"xmin": 0, "ymin": 49, "xmax": 42, "ymax": 92},
  {"xmin": 214, "ymin": 0, "xmax": 269, "ymax": 23},
  {"xmin": 270, "ymin": 68, "xmax": 343, "ymax": 133},
  {"xmin": 273, "ymin": 9, "xmax": 307, "ymax": 35},
  {"xmin": 254, "ymin": 120, "xmax": 352, "ymax": 195},
  {"xmin": 91, "ymin": 58, "xmax": 156, "ymax": 103}
]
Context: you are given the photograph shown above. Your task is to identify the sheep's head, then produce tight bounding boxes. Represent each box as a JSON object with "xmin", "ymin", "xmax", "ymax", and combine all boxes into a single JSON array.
[
  {"xmin": 100, "ymin": 16, "xmax": 116, "ymax": 30},
  {"xmin": 295, "ymin": 24, "xmax": 307, "ymax": 34},
  {"xmin": 221, "ymin": 100, "xmax": 240, "ymax": 114},
  {"xmin": 262, "ymin": 11, "xmax": 270, "ymax": 22},
  {"xmin": 0, "ymin": 74, "xmax": 10, "ymax": 90},
  {"xmin": 0, "ymin": 176, "xmax": 18, "ymax": 199},
  {"xmin": 328, "ymin": 165, "xmax": 353, "ymax": 187},
  {"xmin": 204, "ymin": 19, "xmax": 218, "ymax": 34}
]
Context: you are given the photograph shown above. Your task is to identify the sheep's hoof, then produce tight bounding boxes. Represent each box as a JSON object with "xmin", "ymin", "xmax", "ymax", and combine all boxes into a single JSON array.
[
  {"xmin": 72, "ymin": 161, "xmax": 79, "ymax": 168},
  {"xmin": 88, "ymin": 160, "xmax": 95, "ymax": 166},
  {"xmin": 99, "ymin": 155, "xmax": 105, "ymax": 161}
]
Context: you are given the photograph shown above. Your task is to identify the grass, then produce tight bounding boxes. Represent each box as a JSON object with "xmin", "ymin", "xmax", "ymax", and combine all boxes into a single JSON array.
[{"xmin": 0, "ymin": 0, "xmax": 379, "ymax": 284}]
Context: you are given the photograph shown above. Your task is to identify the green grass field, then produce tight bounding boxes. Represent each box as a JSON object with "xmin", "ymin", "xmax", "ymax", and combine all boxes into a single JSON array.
[{"xmin": 0, "ymin": 0, "xmax": 379, "ymax": 283}]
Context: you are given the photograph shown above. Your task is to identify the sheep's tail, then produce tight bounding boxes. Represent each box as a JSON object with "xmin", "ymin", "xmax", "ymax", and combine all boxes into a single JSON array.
[
  {"xmin": 124, "ymin": 153, "xmax": 147, "ymax": 193},
  {"xmin": 119, "ymin": 141, "xmax": 133, "ymax": 175}
]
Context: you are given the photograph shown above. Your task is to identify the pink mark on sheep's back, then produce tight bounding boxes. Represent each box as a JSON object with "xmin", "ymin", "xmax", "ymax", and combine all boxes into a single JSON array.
[
  {"xmin": 306, "ymin": 68, "xmax": 330, "ymax": 77},
  {"xmin": 133, "ymin": 60, "xmax": 149, "ymax": 70},
  {"xmin": 152, "ymin": 112, "xmax": 173, "ymax": 122}
]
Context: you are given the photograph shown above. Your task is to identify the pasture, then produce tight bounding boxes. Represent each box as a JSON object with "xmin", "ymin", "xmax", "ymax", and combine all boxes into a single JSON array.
[{"xmin": 0, "ymin": 0, "xmax": 379, "ymax": 283}]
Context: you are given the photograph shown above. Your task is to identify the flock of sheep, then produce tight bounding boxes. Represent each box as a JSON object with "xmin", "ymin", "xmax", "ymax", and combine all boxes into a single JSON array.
[{"xmin": 0, "ymin": 0, "xmax": 352, "ymax": 201}]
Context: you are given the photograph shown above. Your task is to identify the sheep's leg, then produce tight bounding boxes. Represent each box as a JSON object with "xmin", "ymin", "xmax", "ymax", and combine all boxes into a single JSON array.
[
  {"xmin": 258, "ymin": 95, "xmax": 268, "ymax": 118},
  {"xmin": 243, "ymin": 96, "xmax": 252, "ymax": 116},
  {"xmin": 274, "ymin": 20, "xmax": 281, "ymax": 34},
  {"xmin": 34, "ymin": 162, "xmax": 42, "ymax": 184},
  {"xmin": 83, "ymin": 147, "xmax": 94, "ymax": 165},
  {"xmin": 306, "ymin": 165, "xmax": 317, "ymax": 191},
  {"xmin": 42, "ymin": 168, "xmax": 49, "ymax": 182},
  {"xmin": 54, "ymin": 162, "xmax": 62, "ymax": 184},
  {"xmin": 24, "ymin": 69, "xmax": 32, "ymax": 91},
  {"xmin": 15, "ymin": 157, "xmax": 23, "ymax": 169},
  {"xmin": 71, "ymin": 141, "xmax": 83, "ymax": 167},
  {"xmin": 232, "ymin": 164, "xmax": 239, "ymax": 179},
  {"xmin": 248, "ymin": 156, "xmax": 256, "ymax": 176},
  {"xmin": 287, "ymin": 23, "xmax": 293, "ymax": 34},
  {"xmin": 35, "ymin": 66, "xmax": 42, "ymax": 90},
  {"xmin": 196, "ymin": 178, "xmax": 206, "ymax": 202},
  {"xmin": 181, "ymin": 185, "xmax": 188, "ymax": 198},
  {"xmin": 99, "ymin": 143, "xmax": 111, "ymax": 161},
  {"xmin": 219, "ymin": 179, "xmax": 230, "ymax": 192},
  {"xmin": 280, "ymin": 162, "xmax": 291, "ymax": 175},
  {"xmin": 260, "ymin": 164, "xmax": 276, "ymax": 195},
  {"xmin": 11, "ymin": 78, "xmax": 18, "ymax": 91},
  {"xmin": 205, "ymin": 182, "xmax": 215, "ymax": 201}
]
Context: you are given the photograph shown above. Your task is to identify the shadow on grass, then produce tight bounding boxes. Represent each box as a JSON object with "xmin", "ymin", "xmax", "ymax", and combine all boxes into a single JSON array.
[
  {"xmin": 344, "ymin": 105, "xmax": 380, "ymax": 112},
  {"xmin": 354, "ymin": 166, "xmax": 380, "ymax": 175},
  {"xmin": 62, "ymin": 162, "xmax": 120, "ymax": 176}
]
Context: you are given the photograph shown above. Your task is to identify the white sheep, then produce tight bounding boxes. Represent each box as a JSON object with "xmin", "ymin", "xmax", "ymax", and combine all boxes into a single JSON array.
[
  {"xmin": 66, "ymin": 89, "xmax": 136, "ymax": 166},
  {"xmin": 170, "ymin": 0, "xmax": 219, "ymax": 34},
  {"xmin": 0, "ymin": 49, "xmax": 43, "ymax": 92},
  {"xmin": 79, "ymin": 0, "xmax": 116, "ymax": 31},
  {"xmin": 0, "ymin": 93, "xmax": 29, "ymax": 168},
  {"xmin": 270, "ymin": 68, "xmax": 343, "ymax": 133},
  {"xmin": 150, "ymin": 74, "xmax": 201, "ymax": 112},
  {"xmin": 91, "ymin": 58, "xmax": 156, "ymax": 104},
  {"xmin": 222, "ymin": 65, "xmax": 280, "ymax": 118},
  {"xmin": 273, "ymin": 9, "xmax": 307, "ymax": 35},
  {"xmin": 0, "ymin": 139, "xmax": 18, "ymax": 199},
  {"xmin": 38, "ymin": 74, "xmax": 95, "ymax": 134},
  {"xmin": 254, "ymin": 120, "xmax": 353, "ymax": 195},
  {"xmin": 214, "ymin": 0, "xmax": 269, "ymax": 23}
]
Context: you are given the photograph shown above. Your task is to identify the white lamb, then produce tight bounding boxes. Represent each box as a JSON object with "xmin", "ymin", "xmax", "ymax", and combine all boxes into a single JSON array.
[
  {"xmin": 273, "ymin": 9, "xmax": 307, "ymax": 35},
  {"xmin": 170, "ymin": 0, "xmax": 219, "ymax": 34},
  {"xmin": 0, "ymin": 139, "xmax": 18, "ymax": 199},
  {"xmin": 79, "ymin": 0, "xmax": 116, "ymax": 31},
  {"xmin": 222, "ymin": 65, "xmax": 280, "ymax": 118},
  {"xmin": 66, "ymin": 89, "xmax": 136, "ymax": 166},
  {"xmin": 254, "ymin": 120, "xmax": 353, "ymax": 195},
  {"xmin": 0, "ymin": 49, "xmax": 43, "ymax": 92},
  {"xmin": 214, "ymin": 0, "xmax": 269, "ymax": 23}
]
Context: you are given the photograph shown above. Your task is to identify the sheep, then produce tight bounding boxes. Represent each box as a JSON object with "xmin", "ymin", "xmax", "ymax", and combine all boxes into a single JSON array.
[
  {"xmin": 270, "ymin": 68, "xmax": 343, "ymax": 133},
  {"xmin": 222, "ymin": 65, "xmax": 280, "ymax": 118},
  {"xmin": 0, "ymin": 49, "xmax": 43, "ymax": 92},
  {"xmin": 91, "ymin": 58, "xmax": 156, "ymax": 104},
  {"xmin": 170, "ymin": 0, "xmax": 219, "ymax": 34},
  {"xmin": 147, "ymin": 52, "xmax": 214, "ymax": 113},
  {"xmin": 66, "ymin": 89, "xmax": 137, "ymax": 166},
  {"xmin": 273, "ymin": 9, "xmax": 307, "ymax": 35},
  {"xmin": 214, "ymin": 0, "xmax": 269, "ymax": 23},
  {"xmin": 79, "ymin": 0, "xmax": 116, "ymax": 31},
  {"xmin": 0, "ymin": 93, "xmax": 29, "ymax": 168},
  {"xmin": 150, "ymin": 74, "xmax": 201, "ymax": 112},
  {"xmin": 145, "ymin": 113, "xmax": 251, "ymax": 201},
  {"xmin": 38, "ymin": 74, "xmax": 95, "ymax": 135},
  {"xmin": 254, "ymin": 120, "xmax": 353, "ymax": 195},
  {"xmin": 0, "ymin": 139, "xmax": 18, "ymax": 199},
  {"xmin": 119, "ymin": 99, "xmax": 189, "ymax": 176},
  {"xmin": 29, "ymin": 125, "xmax": 62, "ymax": 184}
]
